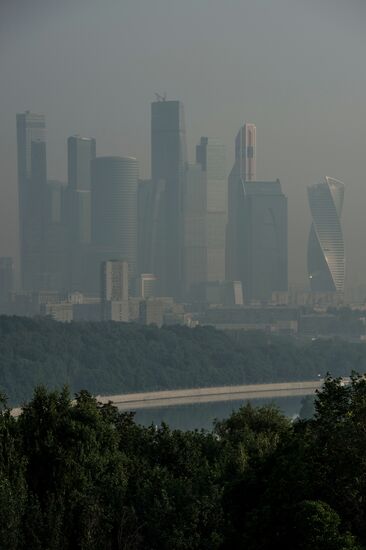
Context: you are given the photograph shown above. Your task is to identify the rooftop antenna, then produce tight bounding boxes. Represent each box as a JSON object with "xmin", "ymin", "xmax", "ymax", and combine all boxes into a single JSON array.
[{"xmin": 154, "ymin": 92, "xmax": 167, "ymax": 102}]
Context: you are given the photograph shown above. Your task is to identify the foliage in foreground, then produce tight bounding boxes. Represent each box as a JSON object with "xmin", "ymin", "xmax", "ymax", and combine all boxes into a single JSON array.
[
  {"xmin": 2, "ymin": 316, "xmax": 366, "ymax": 404},
  {"xmin": 1, "ymin": 376, "xmax": 366, "ymax": 548}
]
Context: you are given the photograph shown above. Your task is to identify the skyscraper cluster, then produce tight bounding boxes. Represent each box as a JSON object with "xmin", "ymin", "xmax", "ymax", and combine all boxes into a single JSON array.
[{"xmin": 10, "ymin": 101, "xmax": 345, "ymax": 321}]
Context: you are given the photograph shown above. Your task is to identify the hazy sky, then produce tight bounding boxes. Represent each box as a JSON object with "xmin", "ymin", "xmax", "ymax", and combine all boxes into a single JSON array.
[{"xmin": 1, "ymin": 0, "xmax": 366, "ymax": 287}]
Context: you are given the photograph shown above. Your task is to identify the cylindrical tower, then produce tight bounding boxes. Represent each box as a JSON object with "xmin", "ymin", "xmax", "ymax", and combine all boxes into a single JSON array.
[{"xmin": 91, "ymin": 156, "xmax": 138, "ymax": 279}]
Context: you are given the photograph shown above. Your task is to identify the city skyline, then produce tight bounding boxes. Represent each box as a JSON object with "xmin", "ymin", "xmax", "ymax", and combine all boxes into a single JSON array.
[
  {"xmin": 12, "ymin": 106, "xmax": 351, "ymax": 307},
  {"xmin": 2, "ymin": 1, "xmax": 366, "ymax": 289}
]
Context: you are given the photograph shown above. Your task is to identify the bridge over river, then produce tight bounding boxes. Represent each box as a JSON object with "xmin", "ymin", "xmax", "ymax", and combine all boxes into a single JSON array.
[{"xmin": 96, "ymin": 380, "xmax": 324, "ymax": 411}]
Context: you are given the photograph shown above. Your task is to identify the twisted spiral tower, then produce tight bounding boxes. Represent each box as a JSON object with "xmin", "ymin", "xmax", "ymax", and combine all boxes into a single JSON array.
[{"xmin": 307, "ymin": 177, "xmax": 345, "ymax": 293}]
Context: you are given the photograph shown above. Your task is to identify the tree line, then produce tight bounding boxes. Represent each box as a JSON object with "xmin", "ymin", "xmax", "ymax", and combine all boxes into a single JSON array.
[
  {"xmin": 1, "ymin": 376, "xmax": 366, "ymax": 548},
  {"xmin": 1, "ymin": 316, "xmax": 366, "ymax": 405}
]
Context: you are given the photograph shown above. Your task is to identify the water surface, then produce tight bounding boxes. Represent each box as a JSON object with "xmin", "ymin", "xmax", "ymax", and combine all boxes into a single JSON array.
[{"xmin": 133, "ymin": 395, "xmax": 304, "ymax": 431}]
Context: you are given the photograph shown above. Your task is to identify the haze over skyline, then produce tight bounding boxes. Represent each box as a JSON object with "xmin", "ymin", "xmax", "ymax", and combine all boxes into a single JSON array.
[{"xmin": 1, "ymin": 0, "xmax": 366, "ymax": 287}]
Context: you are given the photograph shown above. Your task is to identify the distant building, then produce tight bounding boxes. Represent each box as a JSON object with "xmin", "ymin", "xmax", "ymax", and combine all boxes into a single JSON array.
[
  {"xmin": 200, "ymin": 306, "xmax": 298, "ymax": 333},
  {"xmin": 234, "ymin": 123, "xmax": 256, "ymax": 182},
  {"xmin": 16, "ymin": 111, "xmax": 46, "ymax": 290},
  {"xmin": 307, "ymin": 177, "xmax": 345, "ymax": 294},
  {"xmin": 138, "ymin": 273, "xmax": 158, "ymax": 299},
  {"xmin": 151, "ymin": 99, "xmax": 188, "ymax": 297},
  {"xmin": 0, "ymin": 257, "xmax": 14, "ymax": 304},
  {"xmin": 68, "ymin": 135, "xmax": 96, "ymax": 191},
  {"xmin": 227, "ymin": 178, "xmax": 288, "ymax": 303},
  {"xmin": 91, "ymin": 156, "xmax": 138, "ymax": 293},
  {"xmin": 43, "ymin": 179, "xmax": 68, "ymax": 292},
  {"xmin": 196, "ymin": 137, "xmax": 227, "ymax": 284},
  {"xmin": 41, "ymin": 302, "xmax": 73, "ymax": 322},
  {"xmin": 23, "ymin": 139, "xmax": 48, "ymax": 291},
  {"xmin": 100, "ymin": 260, "xmax": 129, "ymax": 321},
  {"xmin": 182, "ymin": 164, "xmax": 206, "ymax": 293},
  {"xmin": 102, "ymin": 300, "xmax": 129, "ymax": 322},
  {"xmin": 137, "ymin": 179, "xmax": 154, "ymax": 275},
  {"xmin": 139, "ymin": 298, "xmax": 164, "ymax": 327},
  {"xmin": 191, "ymin": 281, "xmax": 243, "ymax": 306},
  {"xmin": 73, "ymin": 303, "xmax": 101, "ymax": 321},
  {"xmin": 226, "ymin": 123, "xmax": 256, "ymax": 282},
  {"xmin": 182, "ymin": 137, "xmax": 227, "ymax": 296},
  {"xmin": 67, "ymin": 135, "xmax": 96, "ymax": 292},
  {"xmin": 100, "ymin": 260, "xmax": 129, "ymax": 302}
]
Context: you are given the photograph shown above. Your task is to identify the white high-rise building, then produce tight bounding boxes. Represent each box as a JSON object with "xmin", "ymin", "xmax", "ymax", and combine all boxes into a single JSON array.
[{"xmin": 235, "ymin": 123, "xmax": 256, "ymax": 182}]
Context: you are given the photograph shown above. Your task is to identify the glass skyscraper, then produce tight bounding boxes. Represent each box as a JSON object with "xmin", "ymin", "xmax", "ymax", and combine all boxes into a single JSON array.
[
  {"xmin": 226, "ymin": 123, "xmax": 256, "ymax": 282},
  {"xmin": 67, "ymin": 135, "xmax": 96, "ymax": 291},
  {"xmin": 234, "ymin": 123, "xmax": 256, "ymax": 182},
  {"xmin": 91, "ymin": 156, "xmax": 138, "ymax": 292},
  {"xmin": 226, "ymin": 123, "xmax": 287, "ymax": 302},
  {"xmin": 307, "ymin": 177, "xmax": 345, "ymax": 294},
  {"xmin": 237, "ymin": 180, "xmax": 288, "ymax": 302},
  {"xmin": 16, "ymin": 111, "xmax": 46, "ymax": 290},
  {"xmin": 151, "ymin": 99, "xmax": 187, "ymax": 297}
]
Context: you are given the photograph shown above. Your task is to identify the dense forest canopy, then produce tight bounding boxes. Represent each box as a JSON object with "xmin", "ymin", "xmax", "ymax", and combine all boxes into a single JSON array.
[
  {"xmin": 0, "ymin": 376, "xmax": 366, "ymax": 549},
  {"xmin": 1, "ymin": 316, "xmax": 366, "ymax": 405}
]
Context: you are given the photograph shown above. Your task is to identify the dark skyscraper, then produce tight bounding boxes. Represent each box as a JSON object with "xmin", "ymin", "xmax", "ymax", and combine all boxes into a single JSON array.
[
  {"xmin": 67, "ymin": 135, "xmax": 96, "ymax": 291},
  {"xmin": 23, "ymin": 139, "xmax": 47, "ymax": 291},
  {"xmin": 151, "ymin": 99, "xmax": 187, "ymax": 297},
  {"xmin": 307, "ymin": 177, "xmax": 345, "ymax": 294},
  {"xmin": 237, "ymin": 180, "xmax": 288, "ymax": 302},
  {"xmin": 226, "ymin": 123, "xmax": 256, "ymax": 282},
  {"xmin": 91, "ymin": 156, "xmax": 138, "ymax": 292},
  {"xmin": 226, "ymin": 124, "xmax": 287, "ymax": 302},
  {"xmin": 16, "ymin": 111, "xmax": 46, "ymax": 289},
  {"xmin": 43, "ymin": 179, "xmax": 68, "ymax": 291}
]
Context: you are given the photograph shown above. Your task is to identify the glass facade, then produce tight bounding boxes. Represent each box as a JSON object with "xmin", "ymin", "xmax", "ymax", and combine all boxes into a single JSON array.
[
  {"xmin": 91, "ymin": 156, "xmax": 138, "ymax": 291},
  {"xmin": 16, "ymin": 111, "xmax": 46, "ymax": 290},
  {"xmin": 151, "ymin": 100, "xmax": 187, "ymax": 297},
  {"xmin": 182, "ymin": 138, "xmax": 227, "ymax": 296},
  {"xmin": 307, "ymin": 177, "xmax": 345, "ymax": 294}
]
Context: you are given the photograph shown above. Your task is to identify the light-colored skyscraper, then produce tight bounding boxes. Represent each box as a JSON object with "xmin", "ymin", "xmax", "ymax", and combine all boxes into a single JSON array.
[
  {"xmin": 16, "ymin": 111, "xmax": 46, "ymax": 289},
  {"xmin": 307, "ymin": 177, "xmax": 345, "ymax": 294},
  {"xmin": 151, "ymin": 99, "xmax": 188, "ymax": 297},
  {"xmin": 182, "ymin": 137, "xmax": 227, "ymax": 297},
  {"xmin": 196, "ymin": 137, "xmax": 227, "ymax": 283},
  {"xmin": 91, "ymin": 156, "xmax": 138, "ymax": 292},
  {"xmin": 235, "ymin": 123, "xmax": 256, "ymax": 181}
]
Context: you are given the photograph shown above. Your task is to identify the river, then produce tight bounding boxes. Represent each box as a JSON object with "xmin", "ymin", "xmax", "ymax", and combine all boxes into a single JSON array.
[{"xmin": 132, "ymin": 395, "xmax": 305, "ymax": 431}]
